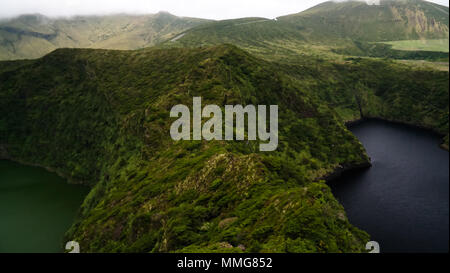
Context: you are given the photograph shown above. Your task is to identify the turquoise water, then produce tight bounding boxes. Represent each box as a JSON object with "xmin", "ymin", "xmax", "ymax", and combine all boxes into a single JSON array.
[{"xmin": 0, "ymin": 160, "xmax": 89, "ymax": 253}]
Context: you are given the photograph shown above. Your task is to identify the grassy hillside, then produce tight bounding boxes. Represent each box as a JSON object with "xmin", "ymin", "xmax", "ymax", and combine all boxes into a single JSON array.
[
  {"xmin": 0, "ymin": 12, "xmax": 210, "ymax": 60},
  {"xmin": 381, "ymin": 39, "xmax": 449, "ymax": 52},
  {"xmin": 164, "ymin": 18, "xmax": 304, "ymax": 49},
  {"xmin": 166, "ymin": 1, "xmax": 449, "ymax": 64},
  {"xmin": 333, "ymin": 40, "xmax": 449, "ymax": 62},
  {"xmin": 0, "ymin": 45, "xmax": 374, "ymax": 253}
]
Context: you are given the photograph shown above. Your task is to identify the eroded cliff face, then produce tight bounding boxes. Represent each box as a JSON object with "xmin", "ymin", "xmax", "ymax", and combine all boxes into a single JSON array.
[
  {"xmin": 277, "ymin": 0, "xmax": 449, "ymax": 42},
  {"xmin": 390, "ymin": 6, "xmax": 449, "ymax": 37}
]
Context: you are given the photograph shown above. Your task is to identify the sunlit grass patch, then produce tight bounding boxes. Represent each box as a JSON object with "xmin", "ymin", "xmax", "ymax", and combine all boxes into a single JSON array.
[{"xmin": 381, "ymin": 39, "xmax": 449, "ymax": 53}]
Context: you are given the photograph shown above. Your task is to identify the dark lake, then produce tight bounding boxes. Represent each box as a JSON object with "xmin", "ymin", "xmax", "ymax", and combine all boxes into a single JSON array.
[
  {"xmin": 330, "ymin": 119, "xmax": 449, "ymax": 253},
  {"xmin": 0, "ymin": 160, "xmax": 88, "ymax": 253}
]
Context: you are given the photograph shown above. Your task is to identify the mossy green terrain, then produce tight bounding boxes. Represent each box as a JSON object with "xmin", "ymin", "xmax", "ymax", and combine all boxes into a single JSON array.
[
  {"xmin": 333, "ymin": 41, "xmax": 449, "ymax": 62},
  {"xmin": 277, "ymin": 57, "xmax": 449, "ymax": 142},
  {"xmin": 1, "ymin": 0, "xmax": 449, "ymax": 64},
  {"xmin": 0, "ymin": 43, "xmax": 448, "ymax": 252},
  {"xmin": 0, "ymin": 0, "xmax": 448, "ymax": 254},
  {"xmin": 0, "ymin": 45, "xmax": 374, "ymax": 252},
  {"xmin": 166, "ymin": 14, "xmax": 449, "ymax": 146}
]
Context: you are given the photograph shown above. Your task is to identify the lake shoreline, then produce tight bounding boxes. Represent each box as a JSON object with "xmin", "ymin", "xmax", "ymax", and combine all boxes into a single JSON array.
[
  {"xmin": 321, "ymin": 161, "xmax": 372, "ymax": 183},
  {"xmin": 344, "ymin": 117, "xmax": 449, "ymax": 151},
  {"xmin": 0, "ymin": 147, "xmax": 87, "ymax": 186},
  {"xmin": 330, "ymin": 119, "xmax": 449, "ymax": 252},
  {"xmin": 0, "ymin": 160, "xmax": 89, "ymax": 253}
]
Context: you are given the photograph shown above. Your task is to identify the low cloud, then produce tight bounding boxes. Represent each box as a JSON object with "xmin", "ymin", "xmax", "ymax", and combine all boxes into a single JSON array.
[{"xmin": 0, "ymin": 0, "xmax": 447, "ymax": 20}]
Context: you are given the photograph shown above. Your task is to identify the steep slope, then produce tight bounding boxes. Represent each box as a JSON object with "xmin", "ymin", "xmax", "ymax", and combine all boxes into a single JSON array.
[
  {"xmin": 0, "ymin": 12, "xmax": 210, "ymax": 60},
  {"xmin": 166, "ymin": 17, "xmax": 343, "ymax": 65},
  {"xmin": 279, "ymin": 0, "xmax": 449, "ymax": 42},
  {"xmin": 165, "ymin": 17, "xmax": 306, "ymax": 53},
  {"xmin": 167, "ymin": 1, "xmax": 449, "ymax": 63},
  {"xmin": 277, "ymin": 57, "xmax": 449, "ymax": 148},
  {"xmin": 0, "ymin": 45, "xmax": 372, "ymax": 253}
]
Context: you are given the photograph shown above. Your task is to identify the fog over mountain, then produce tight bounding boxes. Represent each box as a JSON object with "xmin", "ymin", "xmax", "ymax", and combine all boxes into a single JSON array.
[{"xmin": 0, "ymin": 0, "xmax": 448, "ymax": 20}]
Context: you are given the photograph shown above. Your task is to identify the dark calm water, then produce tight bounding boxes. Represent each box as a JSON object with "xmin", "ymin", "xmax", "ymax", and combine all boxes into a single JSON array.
[
  {"xmin": 0, "ymin": 160, "xmax": 88, "ymax": 253},
  {"xmin": 330, "ymin": 120, "xmax": 449, "ymax": 253}
]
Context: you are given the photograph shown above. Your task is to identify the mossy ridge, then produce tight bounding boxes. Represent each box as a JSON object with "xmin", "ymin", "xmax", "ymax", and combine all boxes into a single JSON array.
[{"xmin": 0, "ymin": 44, "xmax": 371, "ymax": 252}]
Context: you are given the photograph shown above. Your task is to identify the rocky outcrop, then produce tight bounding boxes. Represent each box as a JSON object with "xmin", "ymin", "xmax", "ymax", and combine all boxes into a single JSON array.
[{"xmin": 320, "ymin": 161, "xmax": 372, "ymax": 183}]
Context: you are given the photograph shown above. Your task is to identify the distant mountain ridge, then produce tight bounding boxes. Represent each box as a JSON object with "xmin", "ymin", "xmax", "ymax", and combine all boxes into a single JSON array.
[
  {"xmin": 0, "ymin": 12, "xmax": 210, "ymax": 60},
  {"xmin": 0, "ymin": 0, "xmax": 449, "ymax": 60},
  {"xmin": 279, "ymin": 0, "xmax": 449, "ymax": 42},
  {"xmin": 167, "ymin": 0, "xmax": 449, "ymax": 64}
]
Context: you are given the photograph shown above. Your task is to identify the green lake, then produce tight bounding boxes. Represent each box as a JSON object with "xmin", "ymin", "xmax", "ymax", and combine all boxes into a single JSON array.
[{"xmin": 0, "ymin": 160, "xmax": 89, "ymax": 253}]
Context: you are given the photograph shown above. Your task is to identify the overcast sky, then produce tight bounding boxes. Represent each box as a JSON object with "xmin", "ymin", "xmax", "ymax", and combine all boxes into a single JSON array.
[{"xmin": 0, "ymin": 0, "xmax": 448, "ymax": 20}]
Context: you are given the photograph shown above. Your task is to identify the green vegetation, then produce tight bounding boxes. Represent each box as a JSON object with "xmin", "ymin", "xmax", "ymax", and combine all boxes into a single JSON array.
[
  {"xmin": 163, "ymin": 1, "xmax": 449, "ymax": 66},
  {"xmin": 381, "ymin": 39, "xmax": 449, "ymax": 53},
  {"xmin": 162, "ymin": 2, "xmax": 450, "ymax": 146},
  {"xmin": 1, "ymin": 43, "xmax": 447, "ymax": 253},
  {"xmin": 293, "ymin": 57, "xmax": 450, "ymax": 142},
  {"xmin": 1, "ymin": 0, "xmax": 448, "ymax": 64},
  {"xmin": 279, "ymin": 0, "xmax": 449, "ymax": 42},
  {"xmin": 0, "ymin": 0, "xmax": 448, "ymax": 253},
  {"xmin": 0, "ymin": 45, "xmax": 373, "ymax": 252},
  {"xmin": 333, "ymin": 41, "xmax": 449, "ymax": 62}
]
